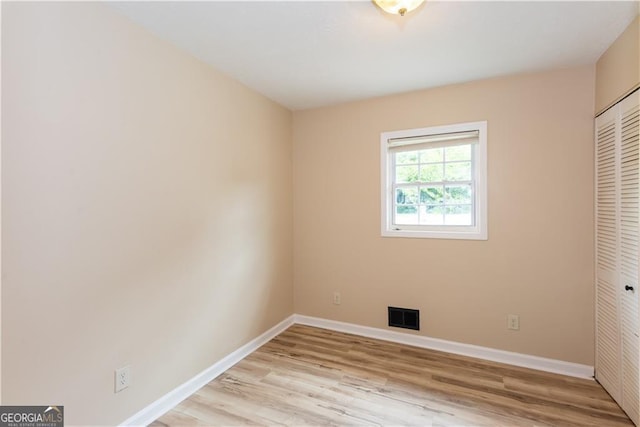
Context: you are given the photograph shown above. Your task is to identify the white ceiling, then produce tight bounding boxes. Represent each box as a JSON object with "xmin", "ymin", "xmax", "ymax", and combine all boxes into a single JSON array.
[{"xmin": 110, "ymin": 1, "xmax": 639, "ymax": 111}]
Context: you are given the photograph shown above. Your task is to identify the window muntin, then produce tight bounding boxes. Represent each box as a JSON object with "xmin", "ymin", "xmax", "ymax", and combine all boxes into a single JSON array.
[{"xmin": 381, "ymin": 122, "xmax": 487, "ymax": 240}]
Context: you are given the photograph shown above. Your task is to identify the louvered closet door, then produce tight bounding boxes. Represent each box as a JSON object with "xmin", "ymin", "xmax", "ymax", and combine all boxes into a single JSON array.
[
  {"xmin": 620, "ymin": 94, "xmax": 639, "ymax": 425},
  {"xmin": 595, "ymin": 90, "xmax": 640, "ymax": 426},
  {"xmin": 596, "ymin": 105, "xmax": 621, "ymax": 403}
]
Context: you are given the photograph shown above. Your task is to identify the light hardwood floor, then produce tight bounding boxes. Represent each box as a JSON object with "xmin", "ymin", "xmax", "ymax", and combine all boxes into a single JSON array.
[{"xmin": 151, "ymin": 325, "xmax": 633, "ymax": 426}]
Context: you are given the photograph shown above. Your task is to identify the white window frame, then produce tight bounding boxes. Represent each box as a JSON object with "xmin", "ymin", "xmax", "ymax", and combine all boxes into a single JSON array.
[{"xmin": 380, "ymin": 121, "xmax": 488, "ymax": 240}]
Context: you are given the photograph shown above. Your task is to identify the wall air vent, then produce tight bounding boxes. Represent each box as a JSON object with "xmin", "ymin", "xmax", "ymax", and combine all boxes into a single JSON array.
[{"xmin": 388, "ymin": 306, "xmax": 420, "ymax": 330}]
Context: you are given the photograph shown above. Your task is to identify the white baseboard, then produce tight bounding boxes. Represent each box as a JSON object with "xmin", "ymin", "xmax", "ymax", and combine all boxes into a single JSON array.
[
  {"xmin": 121, "ymin": 312, "xmax": 594, "ymax": 426},
  {"xmin": 294, "ymin": 314, "xmax": 594, "ymax": 380},
  {"xmin": 120, "ymin": 314, "xmax": 296, "ymax": 427}
]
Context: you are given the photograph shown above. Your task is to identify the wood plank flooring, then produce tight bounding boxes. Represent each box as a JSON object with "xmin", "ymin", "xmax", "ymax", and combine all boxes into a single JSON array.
[{"xmin": 151, "ymin": 325, "xmax": 633, "ymax": 426}]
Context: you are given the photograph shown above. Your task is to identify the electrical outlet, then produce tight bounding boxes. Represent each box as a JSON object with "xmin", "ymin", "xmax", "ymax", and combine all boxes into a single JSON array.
[
  {"xmin": 333, "ymin": 291, "xmax": 341, "ymax": 305},
  {"xmin": 114, "ymin": 365, "xmax": 131, "ymax": 393},
  {"xmin": 508, "ymin": 314, "xmax": 520, "ymax": 331}
]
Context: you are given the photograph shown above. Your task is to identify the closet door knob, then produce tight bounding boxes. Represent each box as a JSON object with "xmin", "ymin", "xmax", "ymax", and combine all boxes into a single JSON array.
[{"xmin": 625, "ymin": 285, "xmax": 634, "ymax": 291}]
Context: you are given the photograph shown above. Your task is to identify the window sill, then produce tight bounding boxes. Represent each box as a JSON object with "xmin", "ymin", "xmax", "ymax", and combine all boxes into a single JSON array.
[{"xmin": 381, "ymin": 228, "xmax": 487, "ymax": 240}]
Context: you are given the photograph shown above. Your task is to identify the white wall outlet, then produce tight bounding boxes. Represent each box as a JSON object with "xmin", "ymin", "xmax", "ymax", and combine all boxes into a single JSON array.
[
  {"xmin": 333, "ymin": 291, "xmax": 341, "ymax": 305},
  {"xmin": 508, "ymin": 314, "xmax": 520, "ymax": 330},
  {"xmin": 114, "ymin": 365, "xmax": 131, "ymax": 393}
]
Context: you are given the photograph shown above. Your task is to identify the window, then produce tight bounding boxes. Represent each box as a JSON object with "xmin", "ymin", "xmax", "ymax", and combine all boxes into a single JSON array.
[{"xmin": 381, "ymin": 121, "xmax": 487, "ymax": 240}]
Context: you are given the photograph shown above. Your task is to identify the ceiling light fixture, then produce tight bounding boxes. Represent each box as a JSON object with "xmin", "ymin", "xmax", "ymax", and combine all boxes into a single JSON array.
[{"xmin": 373, "ymin": 0, "xmax": 425, "ymax": 16}]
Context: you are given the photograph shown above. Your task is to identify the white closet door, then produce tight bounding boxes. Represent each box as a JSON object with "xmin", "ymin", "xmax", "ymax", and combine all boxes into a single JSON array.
[
  {"xmin": 596, "ymin": 105, "xmax": 622, "ymax": 403},
  {"xmin": 595, "ymin": 90, "xmax": 640, "ymax": 426},
  {"xmin": 619, "ymin": 94, "xmax": 639, "ymax": 425}
]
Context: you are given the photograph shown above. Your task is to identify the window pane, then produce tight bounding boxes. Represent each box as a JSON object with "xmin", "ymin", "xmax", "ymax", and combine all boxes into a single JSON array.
[
  {"xmin": 420, "ymin": 147, "xmax": 443, "ymax": 163},
  {"xmin": 396, "ymin": 165, "xmax": 419, "ymax": 183},
  {"xmin": 396, "ymin": 205, "xmax": 418, "ymax": 225},
  {"xmin": 444, "ymin": 205, "xmax": 472, "ymax": 225},
  {"xmin": 420, "ymin": 186, "xmax": 444, "ymax": 204},
  {"xmin": 421, "ymin": 205, "xmax": 444, "ymax": 225},
  {"xmin": 445, "ymin": 144, "xmax": 471, "ymax": 161},
  {"xmin": 419, "ymin": 163, "xmax": 444, "ymax": 183},
  {"xmin": 396, "ymin": 187, "xmax": 418, "ymax": 205},
  {"xmin": 396, "ymin": 151, "xmax": 419, "ymax": 165},
  {"xmin": 445, "ymin": 185, "xmax": 472, "ymax": 204},
  {"xmin": 445, "ymin": 161, "xmax": 471, "ymax": 181}
]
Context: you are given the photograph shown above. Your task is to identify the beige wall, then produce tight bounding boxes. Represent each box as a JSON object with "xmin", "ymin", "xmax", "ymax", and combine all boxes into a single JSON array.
[
  {"xmin": 596, "ymin": 15, "xmax": 640, "ymax": 114},
  {"xmin": 293, "ymin": 66, "xmax": 596, "ymax": 365},
  {"xmin": 2, "ymin": 3, "xmax": 292, "ymax": 425}
]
